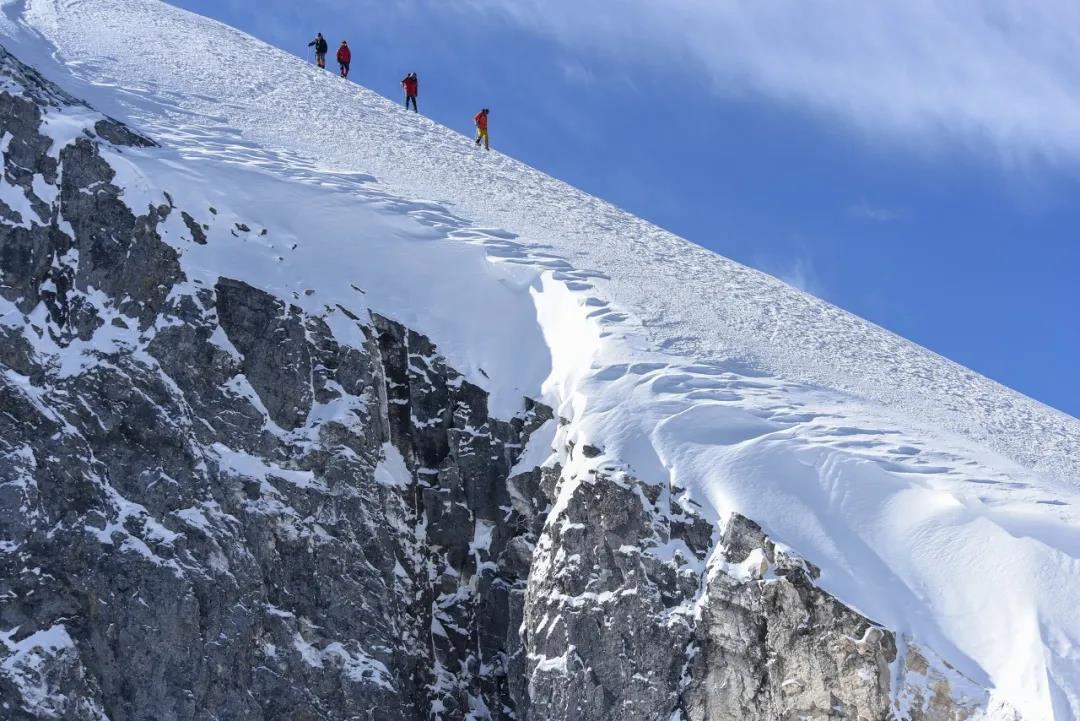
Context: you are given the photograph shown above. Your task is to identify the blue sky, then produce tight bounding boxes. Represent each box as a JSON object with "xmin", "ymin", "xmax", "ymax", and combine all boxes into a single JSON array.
[{"xmin": 169, "ymin": 0, "xmax": 1080, "ymax": 418}]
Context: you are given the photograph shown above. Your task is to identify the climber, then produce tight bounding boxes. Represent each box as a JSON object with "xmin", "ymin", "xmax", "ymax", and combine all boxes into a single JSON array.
[
  {"xmin": 401, "ymin": 72, "xmax": 419, "ymax": 112},
  {"xmin": 337, "ymin": 41, "xmax": 351, "ymax": 79},
  {"xmin": 474, "ymin": 108, "xmax": 489, "ymax": 150},
  {"xmin": 307, "ymin": 32, "xmax": 328, "ymax": 69}
]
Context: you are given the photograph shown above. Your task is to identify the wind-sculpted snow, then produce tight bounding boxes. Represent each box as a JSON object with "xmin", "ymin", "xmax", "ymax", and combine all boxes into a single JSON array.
[{"xmin": 0, "ymin": 1, "xmax": 1077, "ymax": 719}]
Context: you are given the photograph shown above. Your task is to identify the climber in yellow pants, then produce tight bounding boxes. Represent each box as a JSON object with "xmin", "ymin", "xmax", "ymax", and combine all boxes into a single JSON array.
[{"xmin": 474, "ymin": 108, "xmax": 490, "ymax": 150}]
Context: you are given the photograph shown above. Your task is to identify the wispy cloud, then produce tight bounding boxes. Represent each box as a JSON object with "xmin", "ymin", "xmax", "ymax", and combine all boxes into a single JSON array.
[
  {"xmin": 465, "ymin": 1, "xmax": 1080, "ymax": 167},
  {"xmin": 557, "ymin": 59, "xmax": 596, "ymax": 86},
  {"xmin": 848, "ymin": 204, "xmax": 902, "ymax": 222}
]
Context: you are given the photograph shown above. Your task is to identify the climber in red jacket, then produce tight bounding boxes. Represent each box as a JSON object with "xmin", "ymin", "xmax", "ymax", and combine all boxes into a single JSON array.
[
  {"xmin": 337, "ymin": 41, "xmax": 351, "ymax": 79},
  {"xmin": 401, "ymin": 72, "xmax": 419, "ymax": 112},
  {"xmin": 474, "ymin": 108, "xmax": 489, "ymax": 150}
]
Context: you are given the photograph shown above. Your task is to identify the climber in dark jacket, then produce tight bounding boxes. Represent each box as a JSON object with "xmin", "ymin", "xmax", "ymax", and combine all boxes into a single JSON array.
[{"xmin": 307, "ymin": 33, "xmax": 328, "ymax": 69}]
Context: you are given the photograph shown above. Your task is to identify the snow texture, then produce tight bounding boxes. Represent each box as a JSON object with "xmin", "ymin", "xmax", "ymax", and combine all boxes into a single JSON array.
[{"xmin": 0, "ymin": 0, "xmax": 1077, "ymax": 718}]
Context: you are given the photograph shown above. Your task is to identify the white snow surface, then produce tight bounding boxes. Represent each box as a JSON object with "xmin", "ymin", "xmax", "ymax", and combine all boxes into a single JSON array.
[{"xmin": 1, "ymin": 0, "xmax": 1079, "ymax": 718}]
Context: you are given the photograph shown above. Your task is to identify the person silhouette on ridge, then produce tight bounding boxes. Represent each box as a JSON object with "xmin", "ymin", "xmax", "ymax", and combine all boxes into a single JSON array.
[
  {"xmin": 401, "ymin": 72, "xmax": 419, "ymax": 112},
  {"xmin": 474, "ymin": 108, "xmax": 490, "ymax": 150},
  {"xmin": 337, "ymin": 41, "xmax": 352, "ymax": 79},
  {"xmin": 307, "ymin": 32, "xmax": 328, "ymax": 69}
]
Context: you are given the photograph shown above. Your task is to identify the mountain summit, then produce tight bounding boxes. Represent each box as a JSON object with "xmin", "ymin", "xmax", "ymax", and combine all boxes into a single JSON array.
[{"xmin": 0, "ymin": 1, "xmax": 1078, "ymax": 719}]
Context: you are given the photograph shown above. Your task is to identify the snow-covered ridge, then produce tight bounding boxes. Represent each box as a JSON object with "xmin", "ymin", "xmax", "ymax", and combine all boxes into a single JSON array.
[
  {"xmin": 8, "ymin": 0, "xmax": 1078, "ymax": 486},
  {"xmin": 0, "ymin": 0, "xmax": 1077, "ymax": 718}
]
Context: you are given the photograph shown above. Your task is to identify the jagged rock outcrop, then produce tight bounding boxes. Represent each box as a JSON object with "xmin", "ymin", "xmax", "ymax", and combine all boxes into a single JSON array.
[
  {"xmin": 0, "ymin": 43, "xmax": 997, "ymax": 721},
  {"xmin": 519, "ymin": 455, "xmax": 893, "ymax": 721},
  {"xmin": 0, "ymin": 45, "xmax": 554, "ymax": 720},
  {"xmin": 521, "ymin": 455, "xmax": 989, "ymax": 721}
]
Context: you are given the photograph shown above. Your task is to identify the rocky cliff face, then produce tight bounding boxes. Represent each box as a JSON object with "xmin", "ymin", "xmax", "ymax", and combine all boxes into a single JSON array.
[{"xmin": 0, "ymin": 45, "xmax": 1000, "ymax": 721}]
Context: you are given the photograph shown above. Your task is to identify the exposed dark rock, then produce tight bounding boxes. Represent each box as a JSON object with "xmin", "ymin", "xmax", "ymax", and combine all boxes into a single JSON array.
[
  {"xmin": 59, "ymin": 136, "xmax": 183, "ymax": 328},
  {"xmin": 180, "ymin": 210, "xmax": 207, "ymax": 244},
  {"xmin": 93, "ymin": 117, "xmax": 156, "ymax": 148},
  {"xmin": 214, "ymin": 277, "xmax": 314, "ymax": 430}
]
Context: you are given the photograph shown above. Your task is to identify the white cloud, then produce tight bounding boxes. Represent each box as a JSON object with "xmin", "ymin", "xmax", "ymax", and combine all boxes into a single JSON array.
[{"xmin": 465, "ymin": 0, "xmax": 1080, "ymax": 166}]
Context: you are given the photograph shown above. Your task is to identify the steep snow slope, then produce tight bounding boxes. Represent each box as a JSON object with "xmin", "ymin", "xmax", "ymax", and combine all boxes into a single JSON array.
[
  {"xmin": 11, "ymin": 0, "xmax": 1080, "ymax": 486},
  {"xmin": 0, "ymin": 0, "xmax": 1078, "ymax": 718}
]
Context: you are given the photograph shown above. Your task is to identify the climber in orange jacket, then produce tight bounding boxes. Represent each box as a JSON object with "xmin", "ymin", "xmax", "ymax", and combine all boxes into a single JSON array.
[{"xmin": 474, "ymin": 108, "xmax": 489, "ymax": 150}]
